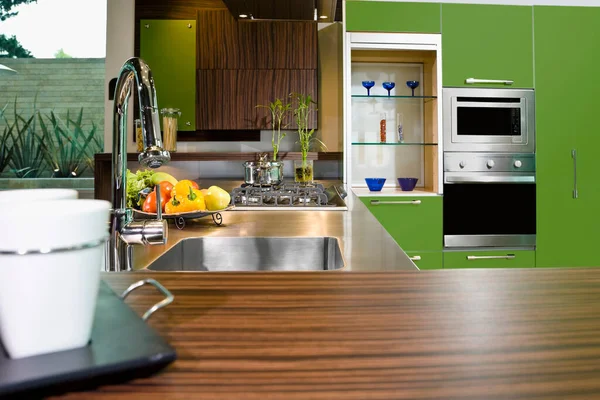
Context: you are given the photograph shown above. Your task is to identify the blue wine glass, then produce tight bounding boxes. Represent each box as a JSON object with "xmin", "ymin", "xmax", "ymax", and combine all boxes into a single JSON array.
[
  {"xmin": 382, "ymin": 82, "xmax": 396, "ymax": 97},
  {"xmin": 406, "ymin": 80, "xmax": 420, "ymax": 97},
  {"xmin": 362, "ymin": 81, "xmax": 375, "ymax": 96}
]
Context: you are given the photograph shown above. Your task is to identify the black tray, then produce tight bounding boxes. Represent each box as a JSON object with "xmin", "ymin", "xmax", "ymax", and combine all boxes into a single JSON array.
[{"xmin": 0, "ymin": 280, "xmax": 176, "ymax": 398}]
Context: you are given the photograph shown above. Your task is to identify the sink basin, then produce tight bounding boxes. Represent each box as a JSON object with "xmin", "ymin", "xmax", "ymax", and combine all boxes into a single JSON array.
[{"xmin": 146, "ymin": 237, "xmax": 345, "ymax": 271}]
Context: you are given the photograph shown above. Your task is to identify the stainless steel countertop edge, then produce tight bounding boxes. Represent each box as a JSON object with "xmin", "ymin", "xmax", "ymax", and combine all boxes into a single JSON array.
[{"xmin": 131, "ymin": 181, "xmax": 417, "ymax": 272}]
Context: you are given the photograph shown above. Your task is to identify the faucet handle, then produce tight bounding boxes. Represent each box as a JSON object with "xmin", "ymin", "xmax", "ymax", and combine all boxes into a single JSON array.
[{"xmin": 155, "ymin": 184, "xmax": 162, "ymax": 221}]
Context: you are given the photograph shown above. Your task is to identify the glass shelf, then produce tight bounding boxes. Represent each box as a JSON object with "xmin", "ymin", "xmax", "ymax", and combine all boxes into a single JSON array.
[
  {"xmin": 351, "ymin": 142, "xmax": 438, "ymax": 146},
  {"xmin": 351, "ymin": 95, "xmax": 437, "ymax": 99}
]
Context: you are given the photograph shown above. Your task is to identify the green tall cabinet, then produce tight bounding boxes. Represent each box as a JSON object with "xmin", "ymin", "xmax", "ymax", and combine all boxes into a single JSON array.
[
  {"xmin": 140, "ymin": 20, "xmax": 196, "ymax": 131},
  {"xmin": 535, "ymin": 6, "xmax": 600, "ymax": 268},
  {"xmin": 442, "ymin": 4, "xmax": 534, "ymax": 88}
]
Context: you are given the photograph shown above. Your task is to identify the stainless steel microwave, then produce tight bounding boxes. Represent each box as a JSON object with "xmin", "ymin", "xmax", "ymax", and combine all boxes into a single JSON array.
[{"xmin": 443, "ymin": 88, "xmax": 535, "ymax": 153}]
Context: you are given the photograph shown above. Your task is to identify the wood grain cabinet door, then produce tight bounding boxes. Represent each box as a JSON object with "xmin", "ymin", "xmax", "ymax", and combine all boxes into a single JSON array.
[
  {"xmin": 196, "ymin": 10, "xmax": 318, "ymax": 132},
  {"xmin": 197, "ymin": 70, "xmax": 317, "ymax": 130}
]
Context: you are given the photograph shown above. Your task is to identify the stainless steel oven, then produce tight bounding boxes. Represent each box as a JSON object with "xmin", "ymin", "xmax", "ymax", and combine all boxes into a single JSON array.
[
  {"xmin": 443, "ymin": 153, "xmax": 536, "ymax": 248},
  {"xmin": 443, "ymin": 88, "xmax": 535, "ymax": 153}
]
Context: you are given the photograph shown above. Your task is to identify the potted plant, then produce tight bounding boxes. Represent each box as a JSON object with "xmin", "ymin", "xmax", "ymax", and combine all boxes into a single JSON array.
[
  {"xmin": 256, "ymin": 98, "xmax": 291, "ymax": 183},
  {"xmin": 292, "ymin": 93, "xmax": 323, "ymax": 184}
]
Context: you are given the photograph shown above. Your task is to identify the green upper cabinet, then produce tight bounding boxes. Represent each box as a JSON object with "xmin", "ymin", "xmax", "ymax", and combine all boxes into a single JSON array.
[
  {"xmin": 140, "ymin": 20, "xmax": 196, "ymax": 131},
  {"xmin": 534, "ymin": 6, "xmax": 600, "ymax": 268},
  {"xmin": 346, "ymin": 1, "xmax": 441, "ymax": 33},
  {"xmin": 441, "ymin": 4, "xmax": 534, "ymax": 88},
  {"xmin": 361, "ymin": 196, "xmax": 443, "ymax": 253}
]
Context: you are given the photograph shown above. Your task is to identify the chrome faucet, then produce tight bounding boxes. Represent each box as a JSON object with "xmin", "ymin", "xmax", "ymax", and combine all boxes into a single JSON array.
[{"xmin": 107, "ymin": 57, "xmax": 170, "ymax": 271}]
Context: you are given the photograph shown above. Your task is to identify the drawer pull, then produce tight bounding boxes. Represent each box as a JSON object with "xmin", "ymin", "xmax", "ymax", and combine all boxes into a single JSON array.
[
  {"xmin": 467, "ymin": 255, "xmax": 516, "ymax": 260},
  {"xmin": 410, "ymin": 255, "xmax": 422, "ymax": 261},
  {"xmin": 572, "ymin": 149, "xmax": 578, "ymax": 199},
  {"xmin": 465, "ymin": 78, "xmax": 514, "ymax": 85},
  {"xmin": 370, "ymin": 200, "xmax": 422, "ymax": 206}
]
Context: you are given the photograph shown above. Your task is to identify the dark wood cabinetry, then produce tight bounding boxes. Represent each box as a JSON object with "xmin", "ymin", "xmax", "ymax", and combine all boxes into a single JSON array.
[
  {"xmin": 197, "ymin": 69, "xmax": 316, "ymax": 130},
  {"xmin": 197, "ymin": 10, "xmax": 317, "ymax": 70},
  {"xmin": 135, "ymin": 3, "xmax": 319, "ymax": 138},
  {"xmin": 196, "ymin": 10, "xmax": 318, "ymax": 132}
]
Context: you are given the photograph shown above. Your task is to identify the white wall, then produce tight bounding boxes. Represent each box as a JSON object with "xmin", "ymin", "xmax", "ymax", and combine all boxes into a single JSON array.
[
  {"xmin": 351, "ymin": 0, "xmax": 600, "ymax": 5},
  {"xmin": 104, "ymin": 0, "xmax": 135, "ymax": 153}
]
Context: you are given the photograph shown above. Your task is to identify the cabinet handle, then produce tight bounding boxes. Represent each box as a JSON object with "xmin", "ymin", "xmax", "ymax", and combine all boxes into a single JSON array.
[
  {"xmin": 465, "ymin": 78, "xmax": 514, "ymax": 85},
  {"xmin": 467, "ymin": 255, "xmax": 516, "ymax": 260},
  {"xmin": 410, "ymin": 255, "xmax": 422, "ymax": 261},
  {"xmin": 370, "ymin": 200, "xmax": 422, "ymax": 206},
  {"xmin": 572, "ymin": 149, "xmax": 578, "ymax": 199}
]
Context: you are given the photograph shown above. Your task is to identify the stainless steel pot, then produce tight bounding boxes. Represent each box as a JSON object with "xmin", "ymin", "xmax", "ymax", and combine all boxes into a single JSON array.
[{"xmin": 243, "ymin": 154, "xmax": 283, "ymax": 185}]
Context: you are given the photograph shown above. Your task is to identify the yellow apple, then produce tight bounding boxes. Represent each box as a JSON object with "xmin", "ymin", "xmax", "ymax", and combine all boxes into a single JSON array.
[{"xmin": 204, "ymin": 186, "xmax": 231, "ymax": 211}]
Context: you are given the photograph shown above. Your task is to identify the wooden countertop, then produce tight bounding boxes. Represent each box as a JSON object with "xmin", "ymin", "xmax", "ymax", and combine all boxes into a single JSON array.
[{"xmin": 50, "ymin": 269, "xmax": 600, "ymax": 399}]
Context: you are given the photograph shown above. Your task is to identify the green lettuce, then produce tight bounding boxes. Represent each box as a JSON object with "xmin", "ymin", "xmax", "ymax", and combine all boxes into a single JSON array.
[{"xmin": 126, "ymin": 169, "xmax": 155, "ymax": 208}]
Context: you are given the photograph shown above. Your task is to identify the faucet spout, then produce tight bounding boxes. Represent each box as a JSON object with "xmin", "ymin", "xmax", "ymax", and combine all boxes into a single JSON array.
[{"xmin": 108, "ymin": 57, "xmax": 170, "ymax": 272}]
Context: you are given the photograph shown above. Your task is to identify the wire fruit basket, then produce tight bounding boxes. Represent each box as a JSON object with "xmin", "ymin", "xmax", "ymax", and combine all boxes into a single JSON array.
[{"xmin": 133, "ymin": 205, "xmax": 234, "ymax": 229}]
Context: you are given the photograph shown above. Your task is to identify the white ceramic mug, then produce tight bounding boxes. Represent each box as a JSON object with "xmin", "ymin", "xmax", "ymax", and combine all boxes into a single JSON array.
[
  {"xmin": 0, "ymin": 199, "xmax": 111, "ymax": 359},
  {"xmin": 0, "ymin": 188, "xmax": 78, "ymax": 204}
]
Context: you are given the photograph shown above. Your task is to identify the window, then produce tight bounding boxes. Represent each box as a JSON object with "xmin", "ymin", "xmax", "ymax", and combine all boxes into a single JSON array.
[{"xmin": 0, "ymin": 0, "xmax": 106, "ymax": 193}]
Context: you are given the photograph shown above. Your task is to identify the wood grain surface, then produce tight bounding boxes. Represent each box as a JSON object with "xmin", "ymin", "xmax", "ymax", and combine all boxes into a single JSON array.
[
  {"xmin": 197, "ymin": 69, "xmax": 317, "ymax": 130},
  {"xmin": 52, "ymin": 269, "xmax": 600, "ymax": 399},
  {"xmin": 222, "ymin": 0, "xmax": 315, "ymax": 21},
  {"xmin": 197, "ymin": 10, "xmax": 317, "ymax": 70}
]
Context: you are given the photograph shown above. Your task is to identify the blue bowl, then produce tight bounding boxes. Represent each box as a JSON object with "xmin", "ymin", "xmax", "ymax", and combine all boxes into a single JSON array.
[
  {"xmin": 398, "ymin": 177, "xmax": 418, "ymax": 191},
  {"xmin": 365, "ymin": 178, "xmax": 386, "ymax": 191},
  {"xmin": 406, "ymin": 80, "xmax": 420, "ymax": 89}
]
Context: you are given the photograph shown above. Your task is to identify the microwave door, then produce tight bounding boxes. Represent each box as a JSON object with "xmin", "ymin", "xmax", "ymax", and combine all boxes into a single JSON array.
[{"xmin": 451, "ymin": 100, "xmax": 523, "ymax": 144}]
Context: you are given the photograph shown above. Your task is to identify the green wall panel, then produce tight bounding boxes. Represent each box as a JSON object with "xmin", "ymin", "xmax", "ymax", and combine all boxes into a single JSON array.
[
  {"xmin": 140, "ymin": 20, "xmax": 196, "ymax": 131},
  {"xmin": 346, "ymin": 1, "xmax": 441, "ymax": 33},
  {"xmin": 442, "ymin": 4, "xmax": 534, "ymax": 88}
]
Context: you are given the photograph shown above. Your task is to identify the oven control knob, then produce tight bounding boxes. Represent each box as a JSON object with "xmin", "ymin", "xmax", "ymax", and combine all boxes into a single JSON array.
[
  {"xmin": 486, "ymin": 160, "xmax": 495, "ymax": 169},
  {"xmin": 514, "ymin": 160, "xmax": 523, "ymax": 168},
  {"xmin": 459, "ymin": 161, "xmax": 466, "ymax": 169}
]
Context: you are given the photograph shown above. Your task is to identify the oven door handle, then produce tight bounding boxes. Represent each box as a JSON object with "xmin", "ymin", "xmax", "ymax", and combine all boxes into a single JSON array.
[
  {"xmin": 467, "ymin": 255, "xmax": 516, "ymax": 260},
  {"xmin": 465, "ymin": 78, "xmax": 514, "ymax": 85},
  {"xmin": 444, "ymin": 175, "xmax": 535, "ymax": 184}
]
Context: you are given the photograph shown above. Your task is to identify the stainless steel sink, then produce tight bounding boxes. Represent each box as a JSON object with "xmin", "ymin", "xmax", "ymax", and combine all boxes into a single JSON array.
[{"xmin": 146, "ymin": 237, "xmax": 345, "ymax": 271}]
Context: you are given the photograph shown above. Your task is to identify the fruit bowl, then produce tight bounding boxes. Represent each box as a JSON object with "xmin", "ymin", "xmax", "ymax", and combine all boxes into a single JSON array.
[
  {"xmin": 133, "ymin": 205, "xmax": 235, "ymax": 229},
  {"xmin": 365, "ymin": 178, "xmax": 386, "ymax": 192}
]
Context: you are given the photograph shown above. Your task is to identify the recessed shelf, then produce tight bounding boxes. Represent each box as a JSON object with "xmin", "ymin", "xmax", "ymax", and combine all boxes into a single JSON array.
[
  {"xmin": 351, "ymin": 142, "xmax": 438, "ymax": 146},
  {"xmin": 351, "ymin": 95, "xmax": 437, "ymax": 99}
]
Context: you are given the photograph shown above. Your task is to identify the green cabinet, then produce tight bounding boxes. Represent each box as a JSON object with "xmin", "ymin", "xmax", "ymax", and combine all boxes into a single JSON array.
[
  {"xmin": 441, "ymin": 4, "xmax": 534, "ymax": 88},
  {"xmin": 361, "ymin": 197, "xmax": 443, "ymax": 252},
  {"xmin": 140, "ymin": 20, "xmax": 196, "ymax": 131},
  {"xmin": 444, "ymin": 250, "xmax": 535, "ymax": 269},
  {"xmin": 534, "ymin": 6, "xmax": 600, "ymax": 268},
  {"xmin": 346, "ymin": 1, "xmax": 441, "ymax": 33},
  {"xmin": 406, "ymin": 251, "xmax": 443, "ymax": 270}
]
